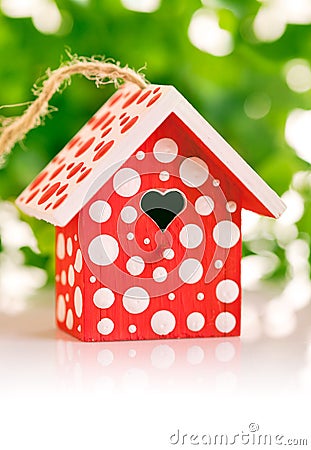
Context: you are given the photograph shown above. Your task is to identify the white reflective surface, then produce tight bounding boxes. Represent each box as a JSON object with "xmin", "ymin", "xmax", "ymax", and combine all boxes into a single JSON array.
[{"xmin": 0, "ymin": 288, "xmax": 310, "ymax": 449}]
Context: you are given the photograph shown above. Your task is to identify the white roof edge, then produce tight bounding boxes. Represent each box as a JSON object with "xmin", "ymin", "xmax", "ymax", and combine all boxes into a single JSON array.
[
  {"xmin": 16, "ymin": 84, "xmax": 285, "ymax": 226},
  {"xmin": 24, "ymin": 85, "xmax": 180, "ymax": 227},
  {"xmin": 16, "ymin": 198, "xmax": 59, "ymax": 226},
  {"xmin": 172, "ymin": 91, "xmax": 286, "ymax": 218}
]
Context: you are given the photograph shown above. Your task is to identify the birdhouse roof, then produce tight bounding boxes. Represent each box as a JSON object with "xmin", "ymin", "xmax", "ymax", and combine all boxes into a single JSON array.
[{"xmin": 16, "ymin": 83, "xmax": 285, "ymax": 227}]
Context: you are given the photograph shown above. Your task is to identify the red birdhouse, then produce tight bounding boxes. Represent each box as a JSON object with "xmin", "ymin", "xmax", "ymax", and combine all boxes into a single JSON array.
[{"xmin": 16, "ymin": 84, "xmax": 285, "ymax": 342}]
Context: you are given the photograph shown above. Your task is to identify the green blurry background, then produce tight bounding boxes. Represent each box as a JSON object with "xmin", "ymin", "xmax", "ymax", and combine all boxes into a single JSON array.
[{"xmin": 0, "ymin": 0, "xmax": 310, "ymax": 304}]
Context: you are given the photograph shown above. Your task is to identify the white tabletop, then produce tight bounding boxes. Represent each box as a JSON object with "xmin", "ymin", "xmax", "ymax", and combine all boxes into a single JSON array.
[{"xmin": 0, "ymin": 287, "xmax": 310, "ymax": 449}]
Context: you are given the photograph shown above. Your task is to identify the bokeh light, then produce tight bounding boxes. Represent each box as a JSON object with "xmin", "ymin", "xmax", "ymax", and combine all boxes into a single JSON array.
[
  {"xmin": 121, "ymin": 0, "xmax": 161, "ymax": 13},
  {"xmin": 284, "ymin": 59, "xmax": 311, "ymax": 93},
  {"xmin": 31, "ymin": 1, "xmax": 62, "ymax": 34},
  {"xmin": 253, "ymin": 4, "xmax": 286, "ymax": 42},
  {"xmin": 1, "ymin": 0, "xmax": 63, "ymax": 34},
  {"xmin": 1, "ymin": 0, "xmax": 41, "ymax": 18},
  {"xmin": 0, "ymin": 201, "xmax": 46, "ymax": 314},
  {"xmin": 244, "ymin": 92, "xmax": 271, "ymax": 120},
  {"xmin": 285, "ymin": 109, "xmax": 311, "ymax": 164},
  {"xmin": 188, "ymin": 9, "xmax": 233, "ymax": 57},
  {"xmin": 253, "ymin": 0, "xmax": 311, "ymax": 42}
]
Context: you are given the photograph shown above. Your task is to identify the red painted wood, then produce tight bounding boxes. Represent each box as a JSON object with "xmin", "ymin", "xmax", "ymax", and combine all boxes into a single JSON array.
[{"xmin": 55, "ymin": 113, "xmax": 242, "ymax": 342}]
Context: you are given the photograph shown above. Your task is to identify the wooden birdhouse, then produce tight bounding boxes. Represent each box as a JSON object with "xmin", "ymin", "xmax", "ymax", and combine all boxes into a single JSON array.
[{"xmin": 16, "ymin": 84, "xmax": 285, "ymax": 342}]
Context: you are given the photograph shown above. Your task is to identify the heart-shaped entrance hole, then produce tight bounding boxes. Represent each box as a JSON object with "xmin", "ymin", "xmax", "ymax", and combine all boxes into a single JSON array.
[{"xmin": 140, "ymin": 189, "xmax": 185, "ymax": 231}]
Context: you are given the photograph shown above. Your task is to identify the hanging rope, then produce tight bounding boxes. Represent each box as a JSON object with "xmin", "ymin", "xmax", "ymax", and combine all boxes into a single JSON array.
[{"xmin": 0, "ymin": 54, "xmax": 147, "ymax": 161}]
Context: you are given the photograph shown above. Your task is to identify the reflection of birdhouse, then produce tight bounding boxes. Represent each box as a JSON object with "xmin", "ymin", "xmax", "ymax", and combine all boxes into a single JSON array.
[{"xmin": 16, "ymin": 84, "xmax": 285, "ymax": 342}]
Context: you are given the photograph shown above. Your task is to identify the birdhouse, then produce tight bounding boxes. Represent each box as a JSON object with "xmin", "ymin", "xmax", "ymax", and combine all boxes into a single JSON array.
[{"xmin": 16, "ymin": 84, "xmax": 285, "ymax": 341}]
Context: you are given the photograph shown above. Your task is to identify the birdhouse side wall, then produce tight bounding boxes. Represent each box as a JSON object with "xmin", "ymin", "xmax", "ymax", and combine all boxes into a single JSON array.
[{"xmin": 55, "ymin": 215, "xmax": 86, "ymax": 339}]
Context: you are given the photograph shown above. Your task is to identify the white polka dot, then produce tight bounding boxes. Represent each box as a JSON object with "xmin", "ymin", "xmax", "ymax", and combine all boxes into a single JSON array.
[
  {"xmin": 121, "ymin": 206, "xmax": 137, "ymax": 224},
  {"xmin": 153, "ymin": 267, "xmax": 167, "ymax": 283},
  {"xmin": 113, "ymin": 168, "xmax": 141, "ymax": 197},
  {"xmin": 57, "ymin": 233, "xmax": 65, "ymax": 259},
  {"xmin": 93, "ymin": 288, "xmax": 115, "ymax": 309},
  {"xmin": 127, "ymin": 232, "xmax": 134, "ymax": 241},
  {"xmin": 151, "ymin": 344, "xmax": 175, "ymax": 369},
  {"xmin": 179, "ymin": 224, "xmax": 203, "ymax": 249},
  {"xmin": 74, "ymin": 249, "xmax": 83, "ymax": 273},
  {"xmin": 77, "ymin": 324, "xmax": 81, "ymax": 333},
  {"xmin": 122, "ymin": 287, "xmax": 150, "ymax": 314},
  {"xmin": 215, "ymin": 259, "xmax": 223, "ymax": 269},
  {"xmin": 68, "ymin": 265, "xmax": 75, "ymax": 287},
  {"xmin": 216, "ymin": 279, "xmax": 239, "ymax": 303},
  {"xmin": 187, "ymin": 312, "xmax": 205, "ymax": 332},
  {"xmin": 97, "ymin": 349, "xmax": 114, "ymax": 366},
  {"xmin": 215, "ymin": 312, "xmax": 236, "ymax": 333},
  {"xmin": 159, "ymin": 171, "xmax": 170, "ymax": 181},
  {"xmin": 66, "ymin": 309, "xmax": 73, "ymax": 330},
  {"xmin": 187, "ymin": 346, "xmax": 205, "ymax": 365},
  {"xmin": 213, "ymin": 220, "xmax": 240, "ymax": 248},
  {"xmin": 226, "ymin": 201, "xmax": 237, "ymax": 213},
  {"xmin": 66, "ymin": 237, "xmax": 73, "ymax": 257},
  {"xmin": 97, "ymin": 318, "xmax": 114, "ymax": 335},
  {"xmin": 179, "ymin": 157, "xmax": 209, "ymax": 187},
  {"xmin": 144, "ymin": 238, "xmax": 150, "ymax": 245},
  {"xmin": 215, "ymin": 342, "xmax": 236, "ymax": 362},
  {"xmin": 90, "ymin": 276, "xmax": 96, "ymax": 283},
  {"xmin": 61, "ymin": 270, "xmax": 66, "ymax": 286},
  {"xmin": 213, "ymin": 179, "xmax": 220, "ymax": 187},
  {"xmin": 128, "ymin": 349, "xmax": 136, "ymax": 357},
  {"xmin": 57, "ymin": 295, "xmax": 66, "ymax": 322},
  {"xmin": 197, "ymin": 292, "xmax": 204, "ymax": 300},
  {"xmin": 88, "ymin": 234, "xmax": 119, "ymax": 266},
  {"xmin": 179, "ymin": 259, "xmax": 203, "ymax": 284},
  {"xmin": 168, "ymin": 293, "xmax": 175, "ymax": 300},
  {"xmin": 126, "ymin": 256, "xmax": 145, "ymax": 276},
  {"xmin": 195, "ymin": 196, "xmax": 214, "ymax": 216},
  {"xmin": 153, "ymin": 138, "xmax": 178, "ymax": 163},
  {"xmin": 151, "ymin": 310, "xmax": 176, "ymax": 335},
  {"xmin": 89, "ymin": 200, "xmax": 112, "ymax": 223},
  {"xmin": 74, "ymin": 286, "xmax": 83, "ymax": 318},
  {"xmin": 129, "ymin": 324, "xmax": 137, "ymax": 333},
  {"xmin": 65, "ymin": 293, "xmax": 69, "ymax": 302},
  {"xmin": 136, "ymin": 150, "xmax": 145, "ymax": 160},
  {"xmin": 74, "ymin": 234, "xmax": 78, "ymax": 241},
  {"xmin": 55, "ymin": 274, "xmax": 60, "ymax": 282},
  {"xmin": 163, "ymin": 248, "xmax": 174, "ymax": 260}
]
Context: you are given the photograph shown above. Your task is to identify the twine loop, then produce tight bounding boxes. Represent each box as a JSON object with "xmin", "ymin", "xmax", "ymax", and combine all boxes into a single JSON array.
[{"xmin": 0, "ymin": 54, "xmax": 147, "ymax": 162}]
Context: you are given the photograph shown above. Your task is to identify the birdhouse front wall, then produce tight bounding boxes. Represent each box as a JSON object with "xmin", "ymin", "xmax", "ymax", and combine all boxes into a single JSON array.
[{"xmin": 55, "ymin": 114, "xmax": 242, "ymax": 341}]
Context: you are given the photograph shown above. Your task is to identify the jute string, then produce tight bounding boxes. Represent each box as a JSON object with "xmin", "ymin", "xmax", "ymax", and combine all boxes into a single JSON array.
[{"xmin": 0, "ymin": 55, "xmax": 147, "ymax": 162}]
